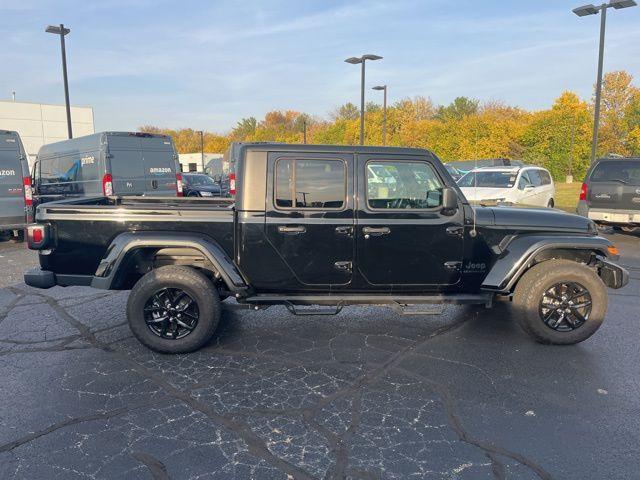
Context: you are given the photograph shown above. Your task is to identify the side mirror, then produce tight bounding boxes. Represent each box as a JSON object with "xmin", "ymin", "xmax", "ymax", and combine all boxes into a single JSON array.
[{"xmin": 442, "ymin": 187, "xmax": 458, "ymax": 213}]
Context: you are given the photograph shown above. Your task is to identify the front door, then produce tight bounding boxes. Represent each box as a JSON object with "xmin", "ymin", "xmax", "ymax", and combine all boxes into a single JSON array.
[
  {"xmin": 356, "ymin": 155, "xmax": 465, "ymax": 290},
  {"xmin": 264, "ymin": 152, "xmax": 354, "ymax": 289}
]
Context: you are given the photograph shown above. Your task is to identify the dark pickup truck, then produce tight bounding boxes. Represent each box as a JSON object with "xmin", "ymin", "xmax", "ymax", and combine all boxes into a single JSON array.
[{"xmin": 24, "ymin": 143, "xmax": 628, "ymax": 353}]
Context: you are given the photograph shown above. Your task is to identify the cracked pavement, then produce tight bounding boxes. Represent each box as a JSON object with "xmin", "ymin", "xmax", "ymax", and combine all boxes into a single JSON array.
[{"xmin": 1, "ymin": 232, "xmax": 639, "ymax": 479}]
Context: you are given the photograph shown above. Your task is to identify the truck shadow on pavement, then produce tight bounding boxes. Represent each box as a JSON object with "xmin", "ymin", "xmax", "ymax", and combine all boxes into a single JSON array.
[{"xmin": 0, "ymin": 276, "xmax": 636, "ymax": 480}]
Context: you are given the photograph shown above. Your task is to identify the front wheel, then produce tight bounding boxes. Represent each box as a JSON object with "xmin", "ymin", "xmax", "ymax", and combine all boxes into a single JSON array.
[
  {"xmin": 127, "ymin": 265, "xmax": 221, "ymax": 353},
  {"xmin": 512, "ymin": 259, "xmax": 607, "ymax": 345},
  {"xmin": 547, "ymin": 198, "xmax": 555, "ymax": 208}
]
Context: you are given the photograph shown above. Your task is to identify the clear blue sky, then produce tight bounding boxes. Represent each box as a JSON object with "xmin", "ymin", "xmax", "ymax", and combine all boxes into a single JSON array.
[{"xmin": 1, "ymin": 0, "xmax": 639, "ymax": 133}]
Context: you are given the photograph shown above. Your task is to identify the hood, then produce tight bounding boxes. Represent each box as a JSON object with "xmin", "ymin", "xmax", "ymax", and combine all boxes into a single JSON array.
[
  {"xmin": 460, "ymin": 187, "xmax": 512, "ymax": 203},
  {"xmin": 475, "ymin": 205, "xmax": 596, "ymax": 233}
]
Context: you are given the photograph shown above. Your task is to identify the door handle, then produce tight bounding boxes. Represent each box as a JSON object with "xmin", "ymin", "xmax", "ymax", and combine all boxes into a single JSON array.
[
  {"xmin": 278, "ymin": 225, "xmax": 306, "ymax": 235},
  {"xmin": 446, "ymin": 226, "xmax": 464, "ymax": 236},
  {"xmin": 335, "ymin": 226, "xmax": 353, "ymax": 236},
  {"xmin": 362, "ymin": 226, "xmax": 390, "ymax": 239}
]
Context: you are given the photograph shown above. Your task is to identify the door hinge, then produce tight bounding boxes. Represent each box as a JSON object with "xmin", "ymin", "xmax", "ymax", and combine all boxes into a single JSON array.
[{"xmin": 334, "ymin": 261, "xmax": 352, "ymax": 273}]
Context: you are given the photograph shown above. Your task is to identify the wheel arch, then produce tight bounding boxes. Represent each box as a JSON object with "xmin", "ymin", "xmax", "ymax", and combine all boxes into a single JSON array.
[
  {"xmin": 91, "ymin": 231, "xmax": 249, "ymax": 294},
  {"xmin": 481, "ymin": 235, "xmax": 616, "ymax": 293}
]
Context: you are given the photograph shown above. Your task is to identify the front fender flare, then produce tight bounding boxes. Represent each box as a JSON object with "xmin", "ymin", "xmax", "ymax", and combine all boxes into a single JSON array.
[
  {"xmin": 481, "ymin": 235, "xmax": 614, "ymax": 292},
  {"xmin": 91, "ymin": 231, "xmax": 248, "ymax": 293}
]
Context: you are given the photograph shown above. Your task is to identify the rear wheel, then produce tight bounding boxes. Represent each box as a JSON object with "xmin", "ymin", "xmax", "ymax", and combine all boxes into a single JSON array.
[
  {"xmin": 127, "ymin": 265, "xmax": 221, "ymax": 353},
  {"xmin": 512, "ymin": 259, "xmax": 607, "ymax": 345},
  {"xmin": 547, "ymin": 199, "xmax": 555, "ymax": 208}
]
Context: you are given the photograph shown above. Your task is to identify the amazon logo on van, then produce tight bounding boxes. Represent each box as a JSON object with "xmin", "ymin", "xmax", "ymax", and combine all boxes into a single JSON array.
[
  {"xmin": 0, "ymin": 169, "xmax": 17, "ymax": 177},
  {"xmin": 149, "ymin": 167, "xmax": 172, "ymax": 175}
]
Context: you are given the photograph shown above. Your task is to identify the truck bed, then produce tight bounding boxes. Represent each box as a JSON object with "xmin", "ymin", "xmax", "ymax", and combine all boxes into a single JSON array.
[{"xmin": 37, "ymin": 196, "xmax": 235, "ymax": 277}]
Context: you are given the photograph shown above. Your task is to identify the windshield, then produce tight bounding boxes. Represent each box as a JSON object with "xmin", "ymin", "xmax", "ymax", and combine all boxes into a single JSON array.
[
  {"xmin": 458, "ymin": 171, "xmax": 517, "ymax": 188},
  {"xmin": 590, "ymin": 160, "xmax": 640, "ymax": 185},
  {"xmin": 184, "ymin": 174, "xmax": 215, "ymax": 186}
]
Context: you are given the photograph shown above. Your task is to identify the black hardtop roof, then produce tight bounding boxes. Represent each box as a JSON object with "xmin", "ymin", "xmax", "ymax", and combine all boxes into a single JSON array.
[
  {"xmin": 37, "ymin": 131, "xmax": 173, "ymax": 157},
  {"xmin": 237, "ymin": 142, "xmax": 437, "ymax": 158}
]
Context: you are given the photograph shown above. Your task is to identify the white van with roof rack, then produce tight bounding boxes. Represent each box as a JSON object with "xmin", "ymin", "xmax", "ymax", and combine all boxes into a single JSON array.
[{"xmin": 457, "ymin": 165, "xmax": 555, "ymax": 208}]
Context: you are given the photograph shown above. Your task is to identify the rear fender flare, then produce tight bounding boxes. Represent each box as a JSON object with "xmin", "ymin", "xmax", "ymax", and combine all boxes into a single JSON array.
[
  {"xmin": 91, "ymin": 231, "xmax": 248, "ymax": 293},
  {"xmin": 481, "ymin": 235, "xmax": 614, "ymax": 292}
]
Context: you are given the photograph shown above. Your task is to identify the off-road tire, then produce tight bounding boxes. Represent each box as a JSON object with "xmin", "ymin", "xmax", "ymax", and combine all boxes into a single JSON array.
[
  {"xmin": 127, "ymin": 265, "xmax": 221, "ymax": 353},
  {"xmin": 512, "ymin": 259, "xmax": 607, "ymax": 345}
]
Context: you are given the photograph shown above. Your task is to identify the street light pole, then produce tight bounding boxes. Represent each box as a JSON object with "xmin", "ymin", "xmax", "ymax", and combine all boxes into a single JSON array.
[
  {"xmin": 345, "ymin": 54, "xmax": 383, "ymax": 145},
  {"xmin": 573, "ymin": 0, "xmax": 637, "ymax": 163},
  {"xmin": 46, "ymin": 24, "xmax": 72, "ymax": 139},
  {"xmin": 198, "ymin": 130, "xmax": 204, "ymax": 172},
  {"xmin": 373, "ymin": 85, "xmax": 387, "ymax": 146}
]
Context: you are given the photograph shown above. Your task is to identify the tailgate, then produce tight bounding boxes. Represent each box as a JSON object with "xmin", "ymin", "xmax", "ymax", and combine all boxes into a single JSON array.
[
  {"xmin": 587, "ymin": 160, "xmax": 640, "ymax": 211},
  {"xmin": 587, "ymin": 181, "xmax": 640, "ymax": 210}
]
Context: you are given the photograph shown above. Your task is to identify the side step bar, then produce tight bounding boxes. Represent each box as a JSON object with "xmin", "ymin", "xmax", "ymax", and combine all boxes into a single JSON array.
[{"xmin": 242, "ymin": 293, "xmax": 493, "ymax": 311}]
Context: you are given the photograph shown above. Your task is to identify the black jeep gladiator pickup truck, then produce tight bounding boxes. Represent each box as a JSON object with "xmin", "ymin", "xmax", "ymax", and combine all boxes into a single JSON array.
[{"xmin": 24, "ymin": 143, "xmax": 628, "ymax": 353}]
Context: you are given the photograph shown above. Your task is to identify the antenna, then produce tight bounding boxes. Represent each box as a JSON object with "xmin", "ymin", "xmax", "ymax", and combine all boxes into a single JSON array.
[{"xmin": 469, "ymin": 125, "xmax": 479, "ymax": 238}]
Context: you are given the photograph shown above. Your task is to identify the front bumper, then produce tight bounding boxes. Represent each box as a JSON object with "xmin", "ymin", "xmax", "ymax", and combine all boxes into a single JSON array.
[
  {"xmin": 598, "ymin": 260, "xmax": 629, "ymax": 289},
  {"xmin": 24, "ymin": 268, "xmax": 92, "ymax": 289}
]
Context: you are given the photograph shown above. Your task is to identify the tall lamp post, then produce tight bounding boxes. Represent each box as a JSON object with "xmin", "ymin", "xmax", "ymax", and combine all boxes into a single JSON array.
[
  {"xmin": 46, "ymin": 24, "xmax": 73, "ymax": 139},
  {"xmin": 372, "ymin": 85, "xmax": 388, "ymax": 146},
  {"xmin": 197, "ymin": 130, "xmax": 204, "ymax": 172},
  {"xmin": 573, "ymin": 0, "xmax": 637, "ymax": 163},
  {"xmin": 345, "ymin": 54, "xmax": 383, "ymax": 145}
]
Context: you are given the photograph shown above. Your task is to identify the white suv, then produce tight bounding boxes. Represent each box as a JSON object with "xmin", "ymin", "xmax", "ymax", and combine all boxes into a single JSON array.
[{"xmin": 457, "ymin": 166, "xmax": 555, "ymax": 208}]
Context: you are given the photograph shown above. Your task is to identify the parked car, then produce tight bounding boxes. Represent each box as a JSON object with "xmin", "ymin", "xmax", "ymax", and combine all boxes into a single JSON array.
[
  {"xmin": 447, "ymin": 158, "xmax": 523, "ymax": 175},
  {"xmin": 444, "ymin": 164, "xmax": 462, "ymax": 181},
  {"xmin": 25, "ymin": 143, "xmax": 627, "ymax": 353},
  {"xmin": 576, "ymin": 157, "xmax": 640, "ymax": 232},
  {"xmin": 32, "ymin": 132, "xmax": 182, "ymax": 204},
  {"xmin": 183, "ymin": 173, "xmax": 222, "ymax": 197},
  {"xmin": 0, "ymin": 130, "xmax": 32, "ymax": 240},
  {"xmin": 458, "ymin": 166, "xmax": 555, "ymax": 208}
]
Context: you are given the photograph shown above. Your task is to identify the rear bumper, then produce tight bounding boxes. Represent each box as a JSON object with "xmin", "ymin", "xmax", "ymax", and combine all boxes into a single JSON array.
[
  {"xmin": 24, "ymin": 268, "xmax": 92, "ymax": 289},
  {"xmin": 586, "ymin": 208, "xmax": 640, "ymax": 225},
  {"xmin": 598, "ymin": 260, "xmax": 629, "ymax": 289}
]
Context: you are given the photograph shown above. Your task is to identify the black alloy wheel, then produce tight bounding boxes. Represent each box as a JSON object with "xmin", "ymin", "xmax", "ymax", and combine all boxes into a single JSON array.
[
  {"xmin": 539, "ymin": 282, "xmax": 592, "ymax": 332},
  {"xmin": 144, "ymin": 288, "xmax": 199, "ymax": 339}
]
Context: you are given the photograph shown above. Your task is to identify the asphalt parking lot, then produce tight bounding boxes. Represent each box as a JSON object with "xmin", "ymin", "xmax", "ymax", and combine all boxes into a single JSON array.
[{"xmin": 1, "ymin": 232, "xmax": 639, "ymax": 480}]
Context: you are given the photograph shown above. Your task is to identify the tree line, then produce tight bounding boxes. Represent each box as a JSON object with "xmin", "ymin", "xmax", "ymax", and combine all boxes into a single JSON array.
[{"xmin": 141, "ymin": 70, "xmax": 640, "ymax": 181}]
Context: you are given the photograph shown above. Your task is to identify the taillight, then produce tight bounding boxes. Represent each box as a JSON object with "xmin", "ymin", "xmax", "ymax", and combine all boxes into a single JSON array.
[
  {"xmin": 176, "ymin": 173, "xmax": 184, "ymax": 197},
  {"xmin": 27, "ymin": 224, "xmax": 48, "ymax": 250},
  {"xmin": 579, "ymin": 182, "xmax": 588, "ymax": 201},
  {"xmin": 229, "ymin": 172, "xmax": 236, "ymax": 196},
  {"xmin": 102, "ymin": 174, "xmax": 114, "ymax": 196},
  {"xmin": 23, "ymin": 176, "xmax": 33, "ymax": 206}
]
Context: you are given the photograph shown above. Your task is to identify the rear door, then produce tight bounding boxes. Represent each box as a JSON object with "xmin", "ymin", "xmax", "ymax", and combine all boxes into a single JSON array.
[
  {"xmin": 141, "ymin": 136, "xmax": 178, "ymax": 195},
  {"xmin": 0, "ymin": 134, "xmax": 26, "ymax": 228},
  {"xmin": 587, "ymin": 160, "xmax": 640, "ymax": 211},
  {"xmin": 264, "ymin": 152, "xmax": 354, "ymax": 289},
  {"xmin": 107, "ymin": 135, "xmax": 146, "ymax": 195}
]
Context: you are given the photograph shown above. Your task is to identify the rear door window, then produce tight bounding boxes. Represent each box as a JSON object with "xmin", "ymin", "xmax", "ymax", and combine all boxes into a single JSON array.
[
  {"xmin": 275, "ymin": 158, "xmax": 346, "ymax": 209},
  {"xmin": 590, "ymin": 161, "xmax": 640, "ymax": 185}
]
